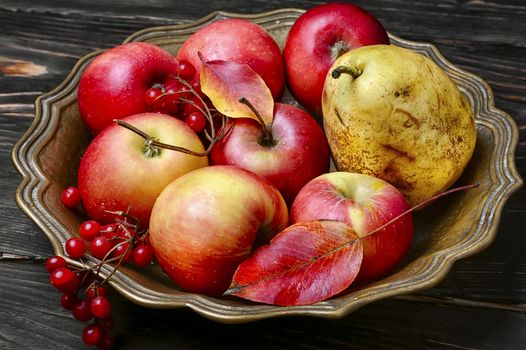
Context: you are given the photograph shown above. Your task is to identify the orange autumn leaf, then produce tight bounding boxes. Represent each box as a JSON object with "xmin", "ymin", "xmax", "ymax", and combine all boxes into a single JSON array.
[
  {"xmin": 200, "ymin": 59, "xmax": 274, "ymax": 126},
  {"xmin": 224, "ymin": 221, "xmax": 363, "ymax": 306}
]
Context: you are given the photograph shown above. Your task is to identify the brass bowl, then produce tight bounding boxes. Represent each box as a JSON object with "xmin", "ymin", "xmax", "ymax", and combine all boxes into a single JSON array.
[{"xmin": 12, "ymin": 9, "xmax": 522, "ymax": 323}]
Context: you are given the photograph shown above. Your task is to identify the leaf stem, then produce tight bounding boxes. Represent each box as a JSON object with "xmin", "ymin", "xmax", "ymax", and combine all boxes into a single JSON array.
[{"xmin": 361, "ymin": 183, "xmax": 480, "ymax": 240}]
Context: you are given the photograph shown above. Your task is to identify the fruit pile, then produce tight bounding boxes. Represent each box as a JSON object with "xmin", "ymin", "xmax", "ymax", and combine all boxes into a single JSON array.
[{"xmin": 47, "ymin": 2, "xmax": 477, "ymax": 348}]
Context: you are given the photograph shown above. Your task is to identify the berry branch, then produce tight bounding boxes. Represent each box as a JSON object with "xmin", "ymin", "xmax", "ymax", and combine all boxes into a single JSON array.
[
  {"xmin": 115, "ymin": 74, "xmax": 231, "ymax": 157},
  {"xmin": 46, "ymin": 209, "xmax": 155, "ymax": 349}
]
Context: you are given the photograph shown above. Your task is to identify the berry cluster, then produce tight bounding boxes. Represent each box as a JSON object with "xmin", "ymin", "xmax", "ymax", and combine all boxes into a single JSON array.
[
  {"xmin": 144, "ymin": 60, "xmax": 208, "ymax": 133},
  {"xmin": 48, "ymin": 187, "xmax": 155, "ymax": 348}
]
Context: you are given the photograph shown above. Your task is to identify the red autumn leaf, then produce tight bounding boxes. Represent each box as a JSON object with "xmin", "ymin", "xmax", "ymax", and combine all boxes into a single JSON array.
[
  {"xmin": 200, "ymin": 59, "xmax": 274, "ymax": 126},
  {"xmin": 224, "ymin": 221, "xmax": 363, "ymax": 306}
]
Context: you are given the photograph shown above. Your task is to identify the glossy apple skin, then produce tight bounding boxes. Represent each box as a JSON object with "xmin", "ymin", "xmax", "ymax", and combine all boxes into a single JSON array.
[
  {"xmin": 210, "ymin": 103, "xmax": 330, "ymax": 205},
  {"xmin": 77, "ymin": 113, "xmax": 208, "ymax": 226},
  {"xmin": 290, "ymin": 172, "xmax": 413, "ymax": 282},
  {"xmin": 78, "ymin": 42, "xmax": 179, "ymax": 135},
  {"xmin": 176, "ymin": 19, "xmax": 285, "ymax": 100},
  {"xmin": 149, "ymin": 165, "xmax": 289, "ymax": 296},
  {"xmin": 283, "ymin": 2, "xmax": 389, "ymax": 115}
]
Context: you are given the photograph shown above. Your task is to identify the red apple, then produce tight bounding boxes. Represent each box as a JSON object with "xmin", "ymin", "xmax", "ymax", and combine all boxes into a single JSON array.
[
  {"xmin": 149, "ymin": 165, "xmax": 289, "ymax": 296},
  {"xmin": 176, "ymin": 19, "xmax": 285, "ymax": 100},
  {"xmin": 78, "ymin": 42, "xmax": 180, "ymax": 135},
  {"xmin": 77, "ymin": 113, "xmax": 208, "ymax": 225},
  {"xmin": 283, "ymin": 2, "xmax": 389, "ymax": 115},
  {"xmin": 290, "ymin": 172, "xmax": 413, "ymax": 282},
  {"xmin": 210, "ymin": 103, "xmax": 330, "ymax": 205}
]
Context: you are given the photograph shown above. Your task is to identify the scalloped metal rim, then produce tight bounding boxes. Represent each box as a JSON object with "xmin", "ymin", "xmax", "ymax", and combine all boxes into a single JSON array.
[{"xmin": 12, "ymin": 8, "xmax": 523, "ymax": 323}]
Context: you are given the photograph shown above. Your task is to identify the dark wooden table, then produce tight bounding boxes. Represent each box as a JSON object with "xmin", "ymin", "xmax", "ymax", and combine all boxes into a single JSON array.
[{"xmin": 1, "ymin": 1, "xmax": 525, "ymax": 349}]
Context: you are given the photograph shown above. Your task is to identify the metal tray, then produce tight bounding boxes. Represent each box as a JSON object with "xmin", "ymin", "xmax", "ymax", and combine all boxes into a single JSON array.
[{"xmin": 12, "ymin": 8, "xmax": 522, "ymax": 323}]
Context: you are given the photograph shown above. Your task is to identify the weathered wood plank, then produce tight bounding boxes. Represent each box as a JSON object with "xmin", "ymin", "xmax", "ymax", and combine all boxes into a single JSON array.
[
  {"xmin": 1, "ymin": 262, "xmax": 525, "ymax": 350},
  {"xmin": 0, "ymin": 0, "xmax": 525, "ymax": 349}
]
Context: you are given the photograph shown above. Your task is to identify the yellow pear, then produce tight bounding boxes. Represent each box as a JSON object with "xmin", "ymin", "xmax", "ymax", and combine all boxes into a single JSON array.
[{"xmin": 322, "ymin": 45, "xmax": 476, "ymax": 206}]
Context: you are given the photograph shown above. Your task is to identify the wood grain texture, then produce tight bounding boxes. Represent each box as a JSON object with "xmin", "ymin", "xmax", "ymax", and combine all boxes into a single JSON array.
[
  {"xmin": 1, "ymin": 0, "xmax": 525, "ymax": 349},
  {"xmin": 2, "ymin": 263, "xmax": 525, "ymax": 350}
]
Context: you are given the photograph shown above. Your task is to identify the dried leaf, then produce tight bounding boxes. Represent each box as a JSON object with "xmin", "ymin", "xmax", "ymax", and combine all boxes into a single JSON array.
[
  {"xmin": 225, "ymin": 221, "xmax": 363, "ymax": 306},
  {"xmin": 200, "ymin": 59, "xmax": 274, "ymax": 126}
]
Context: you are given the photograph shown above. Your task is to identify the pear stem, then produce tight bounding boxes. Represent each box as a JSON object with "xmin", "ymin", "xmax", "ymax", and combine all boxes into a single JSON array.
[
  {"xmin": 238, "ymin": 97, "xmax": 274, "ymax": 146},
  {"xmin": 331, "ymin": 66, "xmax": 362, "ymax": 79}
]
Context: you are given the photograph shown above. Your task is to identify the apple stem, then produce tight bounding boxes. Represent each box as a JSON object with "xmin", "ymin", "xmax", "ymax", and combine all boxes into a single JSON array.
[
  {"xmin": 331, "ymin": 66, "xmax": 362, "ymax": 80},
  {"xmin": 114, "ymin": 119, "xmax": 217, "ymax": 157},
  {"xmin": 238, "ymin": 97, "xmax": 274, "ymax": 145},
  {"xmin": 330, "ymin": 40, "xmax": 350, "ymax": 60}
]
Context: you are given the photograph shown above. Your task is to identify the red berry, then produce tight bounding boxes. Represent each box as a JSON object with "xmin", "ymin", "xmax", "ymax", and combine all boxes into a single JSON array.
[
  {"xmin": 65, "ymin": 274, "xmax": 81, "ymax": 293},
  {"xmin": 185, "ymin": 112, "xmax": 207, "ymax": 132},
  {"xmin": 91, "ymin": 296, "xmax": 111, "ymax": 318},
  {"xmin": 79, "ymin": 220, "xmax": 101, "ymax": 241},
  {"xmin": 50, "ymin": 267, "xmax": 77, "ymax": 292},
  {"xmin": 191, "ymin": 78, "xmax": 204, "ymax": 97},
  {"xmin": 164, "ymin": 77, "xmax": 185, "ymax": 93},
  {"xmin": 82, "ymin": 324, "xmax": 104, "ymax": 346},
  {"xmin": 100, "ymin": 224, "xmax": 117, "ymax": 240},
  {"xmin": 60, "ymin": 293, "xmax": 79, "ymax": 310},
  {"xmin": 90, "ymin": 236, "xmax": 113, "ymax": 260},
  {"xmin": 132, "ymin": 245, "xmax": 154, "ymax": 267},
  {"xmin": 144, "ymin": 87, "xmax": 162, "ymax": 107},
  {"xmin": 73, "ymin": 299, "xmax": 93, "ymax": 322},
  {"xmin": 115, "ymin": 225, "xmax": 133, "ymax": 240},
  {"xmin": 150, "ymin": 78, "xmax": 186, "ymax": 116},
  {"xmin": 178, "ymin": 60, "xmax": 196, "ymax": 80},
  {"xmin": 152, "ymin": 93, "xmax": 181, "ymax": 115},
  {"xmin": 111, "ymin": 241, "xmax": 131, "ymax": 264},
  {"xmin": 86, "ymin": 284, "xmax": 108, "ymax": 300},
  {"xmin": 74, "ymin": 270, "xmax": 89, "ymax": 286},
  {"xmin": 183, "ymin": 95, "xmax": 205, "ymax": 115},
  {"xmin": 143, "ymin": 235, "xmax": 151, "ymax": 246},
  {"xmin": 45, "ymin": 256, "xmax": 66, "ymax": 273},
  {"xmin": 61, "ymin": 186, "xmax": 81, "ymax": 208},
  {"xmin": 65, "ymin": 237, "xmax": 86, "ymax": 259},
  {"xmin": 97, "ymin": 334, "xmax": 114, "ymax": 350}
]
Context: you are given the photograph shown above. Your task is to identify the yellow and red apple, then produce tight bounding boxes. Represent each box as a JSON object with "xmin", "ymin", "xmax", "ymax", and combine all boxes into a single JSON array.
[
  {"xmin": 149, "ymin": 165, "xmax": 289, "ymax": 296},
  {"xmin": 77, "ymin": 113, "xmax": 208, "ymax": 225},
  {"xmin": 291, "ymin": 172, "xmax": 413, "ymax": 282}
]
